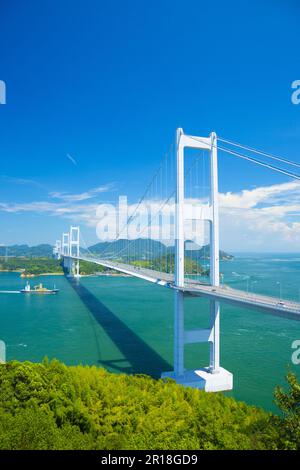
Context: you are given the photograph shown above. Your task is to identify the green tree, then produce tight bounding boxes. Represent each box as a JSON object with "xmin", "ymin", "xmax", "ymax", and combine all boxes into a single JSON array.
[
  {"xmin": 0, "ymin": 359, "xmax": 288, "ymax": 450},
  {"xmin": 275, "ymin": 371, "xmax": 300, "ymax": 449}
]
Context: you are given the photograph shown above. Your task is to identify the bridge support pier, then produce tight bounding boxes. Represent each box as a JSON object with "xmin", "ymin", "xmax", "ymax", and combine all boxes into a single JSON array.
[
  {"xmin": 174, "ymin": 290, "xmax": 184, "ymax": 377},
  {"xmin": 62, "ymin": 256, "xmax": 71, "ymax": 276},
  {"xmin": 161, "ymin": 128, "xmax": 233, "ymax": 392},
  {"xmin": 66, "ymin": 259, "xmax": 80, "ymax": 278},
  {"xmin": 162, "ymin": 294, "xmax": 233, "ymax": 392}
]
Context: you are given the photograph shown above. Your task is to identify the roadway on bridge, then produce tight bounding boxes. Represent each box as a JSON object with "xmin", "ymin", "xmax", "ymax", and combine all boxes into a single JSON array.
[{"xmin": 67, "ymin": 255, "xmax": 300, "ymax": 321}]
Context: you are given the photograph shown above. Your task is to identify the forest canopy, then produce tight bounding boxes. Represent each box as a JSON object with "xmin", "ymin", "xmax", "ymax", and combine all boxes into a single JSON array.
[{"xmin": 0, "ymin": 360, "xmax": 299, "ymax": 450}]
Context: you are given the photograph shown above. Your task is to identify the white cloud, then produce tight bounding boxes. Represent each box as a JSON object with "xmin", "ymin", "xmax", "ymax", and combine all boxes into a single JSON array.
[
  {"xmin": 49, "ymin": 184, "xmax": 115, "ymax": 202},
  {"xmin": 0, "ymin": 180, "xmax": 300, "ymax": 251},
  {"xmin": 0, "ymin": 183, "xmax": 116, "ymax": 229},
  {"xmin": 219, "ymin": 180, "xmax": 300, "ymax": 251},
  {"xmin": 0, "ymin": 175, "xmax": 46, "ymax": 190},
  {"xmin": 219, "ymin": 181, "xmax": 300, "ymax": 209},
  {"xmin": 0, "ymin": 200, "xmax": 98, "ymax": 221}
]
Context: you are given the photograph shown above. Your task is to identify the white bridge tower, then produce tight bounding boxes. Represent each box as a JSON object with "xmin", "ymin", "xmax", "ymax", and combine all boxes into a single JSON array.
[
  {"xmin": 61, "ymin": 227, "xmax": 80, "ymax": 277},
  {"xmin": 53, "ymin": 240, "xmax": 62, "ymax": 260},
  {"xmin": 70, "ymin": 226, "xmax": 80, "ymax": 278},
  {"xmin": 62, "ymin": 232, "xmax": 70, "ymax": 257},
  {"xmin": 162, "ymin": 129, "xmax": 233, "ymax": 392}
]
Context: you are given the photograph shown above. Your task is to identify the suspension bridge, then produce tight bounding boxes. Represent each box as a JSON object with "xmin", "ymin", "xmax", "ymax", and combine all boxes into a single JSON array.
[{"xmin": 53, "ymin": 128, "xmax": 300, "ymax": 392}]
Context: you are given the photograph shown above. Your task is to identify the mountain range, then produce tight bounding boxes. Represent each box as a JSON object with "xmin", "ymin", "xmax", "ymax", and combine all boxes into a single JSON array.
[
  {"xmin": 0, "ymin": 244, "xmax": 53, "ymax": 257},
  {"xmin": 89, "ymin": 239, "xmax": 233, "ymax": 261},
  {"xmin": 0, "ymin": 239, "xmax": 233, "ymax": 261}
]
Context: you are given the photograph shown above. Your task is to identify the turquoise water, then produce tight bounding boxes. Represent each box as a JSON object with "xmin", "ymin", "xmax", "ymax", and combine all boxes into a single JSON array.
[{"xmin": 0, "ymin": 253, "xmax": 300, "ymax": 413}]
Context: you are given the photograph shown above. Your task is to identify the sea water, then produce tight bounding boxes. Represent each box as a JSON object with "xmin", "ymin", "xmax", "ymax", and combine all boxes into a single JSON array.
[{"xmin": 0, "ymin": 253, "xmax": 300, "ymax": 412}]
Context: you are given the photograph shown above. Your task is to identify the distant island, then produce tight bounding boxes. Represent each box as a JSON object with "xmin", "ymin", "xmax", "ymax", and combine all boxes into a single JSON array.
[
  {"xmin": 0, "ymin": 257, "xmax": 106, "ymax": 277},
  {"xmin": 89, "ymin": 239, "xmax": 234, "ymax": 262},
  {"xmin": 131, "ymin": 254, "xmax": 209, "ymax": 276},
  {"xmin": 0, "ymin": 244, "xmax": 54, "ymax": 258},
  {"xmin": 0, "ymin": 239, "xmax": 233, "ymax": 261},
  {"xmin": 0, "ymin": 239, "xmax": 233, "ymax": 277}
]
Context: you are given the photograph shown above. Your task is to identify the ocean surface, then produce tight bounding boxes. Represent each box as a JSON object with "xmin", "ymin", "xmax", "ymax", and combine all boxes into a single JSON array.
[{"xmin": 0, "ymin": 253, "xmax": 300, "ymax": 413}]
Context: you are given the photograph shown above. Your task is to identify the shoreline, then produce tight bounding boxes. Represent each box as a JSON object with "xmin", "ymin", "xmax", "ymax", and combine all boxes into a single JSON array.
[{"xmin": 0, "ymin": 270, "xmax": 131, "ymax": 278}]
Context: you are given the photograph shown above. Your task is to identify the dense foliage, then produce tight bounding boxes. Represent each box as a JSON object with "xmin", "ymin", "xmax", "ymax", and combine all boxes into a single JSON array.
[
  {"xmin": 131, "ymin": 254, "xmax": 209, "ymax": 275},
  {"xmin": 274, "ymin": 371, "xmax": 300, "ymax": 450},
  {"xmin": 0, "ymin": 244, "xmax": 53, "ymax": 257},
  {"xmin": 0, "ymin": 257, "xmax": 64, "ymax": 275},
  {"xmin": 0, "ymin": 257, "xmax": 111, "ymax": 276},
  {"xmin": 78, "ymin": 260, "xmax": 105, "ymax": 275},
  {"xmin": 0, "ymin": 360, "xmax": 297, "ymax": 450}
]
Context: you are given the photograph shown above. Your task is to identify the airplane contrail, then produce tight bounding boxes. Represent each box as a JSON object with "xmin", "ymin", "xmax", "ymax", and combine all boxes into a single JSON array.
[{"xmin": 67, "ymin": 153, "xmax": 78, "ymax": 166}]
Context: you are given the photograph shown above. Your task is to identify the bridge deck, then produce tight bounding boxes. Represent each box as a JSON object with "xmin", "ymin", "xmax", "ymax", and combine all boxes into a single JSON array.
[{"xmin": 68, "ymin": 255, "xmax": 300, "ymax": 321}]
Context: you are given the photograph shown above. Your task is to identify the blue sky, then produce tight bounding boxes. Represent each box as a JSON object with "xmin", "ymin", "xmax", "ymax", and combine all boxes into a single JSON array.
[{"xmin": 0, "ymin": 0, "xmax": 299, "ymax": 249}]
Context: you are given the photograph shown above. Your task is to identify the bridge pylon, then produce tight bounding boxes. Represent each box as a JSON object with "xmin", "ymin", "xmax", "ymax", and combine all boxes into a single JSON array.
[
  {"xmin": 62, "ymin": 232, "xmax": 71, "ymax": 274},
  {"xmin": 53, "ymin": 240, "xmax": 62, "ymax": 260},
  {"xmin": 161, "ymin": 128, "xmax": 233, "ymax": 392},
  {"xmin": 69, "ymin": 226, "xmax": 80, "ymax": 278},
  {"xmin": 61, "ymin": 228, "xmax": 80, "ymax": 277}
]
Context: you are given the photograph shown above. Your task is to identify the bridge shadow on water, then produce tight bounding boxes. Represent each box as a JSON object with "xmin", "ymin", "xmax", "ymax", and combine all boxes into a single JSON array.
[{"xmin": 67, "ymin": 278, "xmax": 172, "ymax": 378}]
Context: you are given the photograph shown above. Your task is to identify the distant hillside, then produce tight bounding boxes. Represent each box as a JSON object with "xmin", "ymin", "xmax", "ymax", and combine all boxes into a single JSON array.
[
  {"xmin": 132, "ymin": 254, "xmax": 209, "ymax": 275},
  {"xmin": 89, "ymin": 238, "xmax": 165, "ymax": 260},
  {"xmin": 184, "ymin": 241, "xmax": 234, "ymax": 261},
  {"xmin": 0, "ymin": 239, "xmax": 233, "ymax": 261},
  {"xmin": 0, "ymin": 244, "xmax": 53, "ymax": 258},
  {"xmin": 89, "ymin": 238, "xmax": 233, "ymax": 261}
]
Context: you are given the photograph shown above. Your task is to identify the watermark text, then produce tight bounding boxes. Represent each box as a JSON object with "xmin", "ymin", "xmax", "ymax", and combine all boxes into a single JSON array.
[
  {"xmin": 291, "ymin": 339, "xmax": 300, "ymax": 365},
  {"xmin": 291, "ymin": 80, "xmax": 300, "ymax": 105}
]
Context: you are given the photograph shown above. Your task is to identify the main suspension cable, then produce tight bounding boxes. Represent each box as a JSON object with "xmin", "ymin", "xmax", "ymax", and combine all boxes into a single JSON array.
[{"xmin": 219, "ymin": 137, "xmax": 300, "ymax": 169}]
